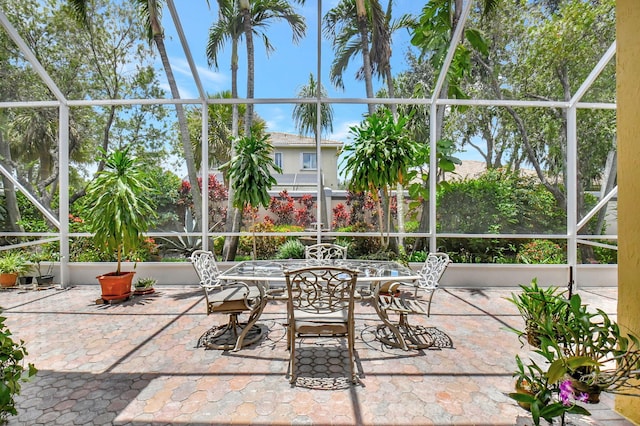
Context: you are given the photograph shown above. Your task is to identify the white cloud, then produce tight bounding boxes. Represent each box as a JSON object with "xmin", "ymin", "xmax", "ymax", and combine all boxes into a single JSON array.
[
  {"xmin": 157, "ymin": 56, "xmax": 229, "ymax": 99},
  {"xmin": 330, "ymin": 120, "xmax": 358, "ymax": 144}
]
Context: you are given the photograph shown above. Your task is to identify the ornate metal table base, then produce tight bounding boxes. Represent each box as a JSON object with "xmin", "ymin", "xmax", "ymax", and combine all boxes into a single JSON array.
[{"xmin": 199, "ymin": 318, "xmax": 265, "ymax": 351}]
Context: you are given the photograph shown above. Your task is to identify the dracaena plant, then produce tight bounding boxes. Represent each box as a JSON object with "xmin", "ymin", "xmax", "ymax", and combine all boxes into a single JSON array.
[
  {"xmin": 221, "ymin": 133, "xmax": 281, "ymax": 260},
  {"xmin": 85, "ymin": 147, "xmax": 157, "ymax": 274}
]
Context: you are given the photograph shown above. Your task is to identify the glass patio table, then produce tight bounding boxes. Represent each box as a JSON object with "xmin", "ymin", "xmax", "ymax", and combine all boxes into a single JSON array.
[
  {"xmin": 219, "ymin": 259, "xmax": 423, "ymax": 350},
  {"xmin": 219, "ymin": 259, "xmax": 420, "ymax": 289}
]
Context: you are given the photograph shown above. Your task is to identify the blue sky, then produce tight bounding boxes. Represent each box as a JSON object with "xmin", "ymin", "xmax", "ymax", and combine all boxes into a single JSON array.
[{"xmin": 159, "ymin": 1, "xmax": 427, "ymax": 144}]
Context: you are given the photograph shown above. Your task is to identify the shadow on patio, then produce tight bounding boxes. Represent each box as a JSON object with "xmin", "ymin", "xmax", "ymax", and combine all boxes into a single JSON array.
[{"xmin": 0, "ymin": 285, "xmax": 632, "ymax": 425}]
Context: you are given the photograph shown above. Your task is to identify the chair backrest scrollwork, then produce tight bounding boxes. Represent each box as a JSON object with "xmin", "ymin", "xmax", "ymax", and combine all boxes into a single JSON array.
[
  {"xmin": 417, "ymin": 253, "xmax": 450, "ymax": 291},
  {"xmin": 304, "ymin": 243, "xmax": 348, "ymax": 260},
  {"xmin": 190, "ymin": 250, "xmax": 222, "ymax": 289}
]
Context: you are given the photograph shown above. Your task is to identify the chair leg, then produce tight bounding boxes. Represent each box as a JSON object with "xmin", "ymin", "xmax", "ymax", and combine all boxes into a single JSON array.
[
  {"xmin": 348, "ymin": 325, "xmax": 357, "ymax": 384},
  {"xmin": 426, "ymin": 289, "xmax": 437, "ymax": 317},
  {"xmin": 289, "ymin": 329, "xmax": 296, "ymax": 384}
]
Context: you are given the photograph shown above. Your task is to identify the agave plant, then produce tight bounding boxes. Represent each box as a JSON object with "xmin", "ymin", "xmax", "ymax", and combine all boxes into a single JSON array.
[{"xmin": 159, "ymin": 210, "xmax": 202, "ymax": 257}]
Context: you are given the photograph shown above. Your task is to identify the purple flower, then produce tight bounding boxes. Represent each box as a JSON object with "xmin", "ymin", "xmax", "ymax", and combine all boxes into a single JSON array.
[
  {"xmin": 559, "ymin": 379, "xmax": 588, "ymax": 406},
  {"xmin": 576, "ymin": 392, "xmax": 589, "ymax": 403},
  {"xmin": 559, "ymin": 380, "xmax": 575, "ymax": 406}
]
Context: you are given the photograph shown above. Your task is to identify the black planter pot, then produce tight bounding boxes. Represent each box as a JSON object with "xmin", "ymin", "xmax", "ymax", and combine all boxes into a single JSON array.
[
  {"xmin": 19, "ymin": 276, "xmax": 34, "ymax": 285},
  {"xmin": 36, "ymin": 275, "xmax": 54, "ymax": 285}
]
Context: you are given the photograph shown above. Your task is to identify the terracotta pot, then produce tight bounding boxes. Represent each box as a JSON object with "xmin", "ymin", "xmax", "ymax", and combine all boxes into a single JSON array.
[
  {"xmin": 97, "ymin": 271, "xmax": 134, "ymax": 301},
  {"xmin": 133, "ymin": 287, "xmax": 155, "ymax": 295},
  {"xmin": 0, "ymin": 273, "xmax": 18, "ymax": 288}
]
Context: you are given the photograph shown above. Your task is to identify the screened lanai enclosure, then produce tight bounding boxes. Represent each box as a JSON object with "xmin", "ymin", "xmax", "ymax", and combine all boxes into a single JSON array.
[{"xmin": 0, "ymin": 0, "xmax": 617, "ymax": 287}]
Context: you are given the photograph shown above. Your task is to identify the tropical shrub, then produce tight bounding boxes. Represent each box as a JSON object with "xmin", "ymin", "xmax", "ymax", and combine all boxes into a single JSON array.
[
  {"xmin": 0, "ymin": 314, "xmax": 37, "ymax": 421},
  {"xmin": 238, "ymin": 222, "xmax": 303, "ymax": 260},
  {"xmin": 268, "ymin": 190, "xmax": 295, "ymax": 225},
  {"xmin": 335, "ymin": 222, "xmax": 381, "ymax": 258},
  {"xmin": 437, "ymin": 169, "xmax": 565, "ymax": 235},
  {"xmin": 177, "ymin": 173, "xmax": 228, "ymax": 232},
  {"xmin": 408, "ymin": 250, "xmax": 427, "ymax": 263},
  {"xmin": 275, "ymin": 239, "xmax": 305, "ymax": 259},
  {"xmin": 332, "ymin": 203, "xmax": 350, "ymax": 229},
  {"xmin": 437, "ymin": 169, "xmax": 567, "ymax": 263},
  {"xmin": 516, "ymin": 240, "xmax": 566, "ymax": 264},
  {"xmin": 268, "ymin": 191, "xmax": 315, "ymax": 227}
]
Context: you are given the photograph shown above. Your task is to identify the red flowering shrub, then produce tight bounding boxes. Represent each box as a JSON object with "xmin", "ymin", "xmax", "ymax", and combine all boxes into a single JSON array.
[
  {"xmin": 268, "ymin": 190, "xmax": 316, "ymax": 227},
  {"xmin": 332, "ymin": 203, "xmax": 350, "ymax": 229},
  {"xmin": 268, "ymin": 190, "xmax": 295, "ymax": 225}
]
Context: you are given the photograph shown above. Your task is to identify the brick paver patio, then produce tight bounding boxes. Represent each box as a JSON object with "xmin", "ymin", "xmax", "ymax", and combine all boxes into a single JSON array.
[{"xmin": 0, "ymin": 284, "xmax": 633, "ymax": 425}]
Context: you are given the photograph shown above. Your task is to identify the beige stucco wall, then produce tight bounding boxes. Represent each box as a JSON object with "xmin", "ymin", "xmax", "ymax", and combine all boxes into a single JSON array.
[
  {"xmin": 275, "ymin": 146, "xmax": 341, "ymax": 189},
  {"xmin": 616, "ymin": 0, "xmax": 640, "ymax": 421}
]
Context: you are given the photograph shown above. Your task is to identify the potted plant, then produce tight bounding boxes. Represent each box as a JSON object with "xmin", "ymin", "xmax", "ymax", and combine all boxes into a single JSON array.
[
  {"xmin": 509, "ymin": 354, "xmax": 590, "ymax": 425},
  {"xmin": 85, "ymin": 146, "xmax": 157, "ymax": 302},
  {"xmin": 509, "ymin": 289, "xmax": 640, "ymax": 424},
  {"xmin": 536, "ymin": 294, "xmax": 640, "ymax": 402},
  {"xmin": 29, "ymin": 252, "xmax": 55, "ymax": 286},
  {"xmin": 0, "ymin": 252, "xmax": 30, "ymax": 288},
  {"xmin": 506, "ymin": 278, "xmax": 568, "ymax": 347},
  {"xmin": 133, "ymin": 277, "xmax": 157, "ymax": 295}
]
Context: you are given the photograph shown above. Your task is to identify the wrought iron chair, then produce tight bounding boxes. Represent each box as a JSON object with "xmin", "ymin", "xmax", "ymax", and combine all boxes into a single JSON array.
[
  {"xmin": 190, "ymin": 250, "xmax": 267, "ymax": 351},
  {"xmin": 304, "ymin": 243, "xmax": 348, "ymax": 260},
  {"xmin": 284, "ymin": 266, "xmax": 358, "ymax": 384},
  {"xmin": 373, "ymin": 252, "xmax": 451, "ymax": 350}
]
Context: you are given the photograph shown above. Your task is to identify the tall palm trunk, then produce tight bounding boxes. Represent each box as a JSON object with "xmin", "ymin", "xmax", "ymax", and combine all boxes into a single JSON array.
[
  {"xmin": 223, "ymin": 36, "xmax": 242, "ymax": 260},
  {"xmin": 356, "ymin": 0, "xmax": 375, "ymax": 116},
  {"xmin": 148, "ymin": 1, "xmax": 203, "ymax": 229},
  {"xmin": 0, "ymin": 130, "xmax": 22, "ymax": 233}
]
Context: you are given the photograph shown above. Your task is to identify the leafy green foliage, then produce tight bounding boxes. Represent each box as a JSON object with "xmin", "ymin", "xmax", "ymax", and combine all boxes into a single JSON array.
[
  {"xmin": 84, "ymin": 147, "xmax": 158, "ymax": 273},
  {"xmin": 438, "ymin": 169, "xmax": 564, "ymax": 235},
  {"xmin": 410, "ymin": 0, "xmax": 489, "ymax": 99},
  {"xmin": 0, "ymin": 252, "xmax": 29, "ymax": 275},
  {"xmin": 342, "ymin": 109, "xmax": 420, "ymax": 194},
  {"xmin": 509, "ymin": 355, "xmax": 590, "ymax": 426},
  {"xmin": 275, "ymin": 239, "xmax": 305, "ymax": 260},
  {"xmin": 516, "ymin": 240, "xmax": 565, "ymax": 264},
  {"xmin": 0, "ymin": 314, "xmax": 36, "ymax": 421},
  {"xmin": 223, "ymin": 134, "xmax": 281, "ymax": 211},
  {"xmin": 508, "ymin": 284, "xmax": 640, "ymax": 424},
  {"xmin": 238, "ymin": 223, "xmax": 302, "ymax": 260},
  {"xmin": 335, "ymin": 222, "xmax": 381, "ymax": 258},
  {"xmin": 506, "ymin": 279, "xmax": 568, "ymax": 348}
]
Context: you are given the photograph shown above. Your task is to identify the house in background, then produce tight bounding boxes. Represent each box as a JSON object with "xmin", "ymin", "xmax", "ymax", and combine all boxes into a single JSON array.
[{"xmin": 269, "ymin": 132, "xmax": 343, "ymax": 190}]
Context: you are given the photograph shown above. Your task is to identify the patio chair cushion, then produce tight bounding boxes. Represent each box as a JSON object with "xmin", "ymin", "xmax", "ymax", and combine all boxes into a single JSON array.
[
  {"xmin": 293, "ymin": 308, "xmax": 350, "ymax": 334},
  {"xmin": 207, "ymin": 286, "xmax": 261, "ymax": 313}
]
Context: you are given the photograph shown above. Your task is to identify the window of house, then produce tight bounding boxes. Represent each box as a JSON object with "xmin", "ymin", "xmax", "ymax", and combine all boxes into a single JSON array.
[
  {"xmin": 302, "ymin": 152, "xmax": 317, "ymax": 170},
  {"xmin": 274, "ymin": 152, "xmax": 282, "ymax": 169}
]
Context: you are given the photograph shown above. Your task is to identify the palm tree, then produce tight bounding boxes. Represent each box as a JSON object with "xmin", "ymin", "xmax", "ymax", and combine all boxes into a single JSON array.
[
  {"xmin": 292, "ymin": 73, "xmax": 334, "ymax": 137},
  {"xmin": 206, "ymin": 0, "xmax": 307, "ymax": 260},
  {"xmin": 292, "ymin": 73, "xmax": 334, "ymax": 228},
  {"xmin": 324, "ymin": 0, "xmax": 376, "ymax": 115},
  {"xmin": 67, "ymin": 0, "xmax": 204, "ymax": 228},
  {"xmin": 324, "ymin": 0, "xmax": 410, "ymax": 250}
]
